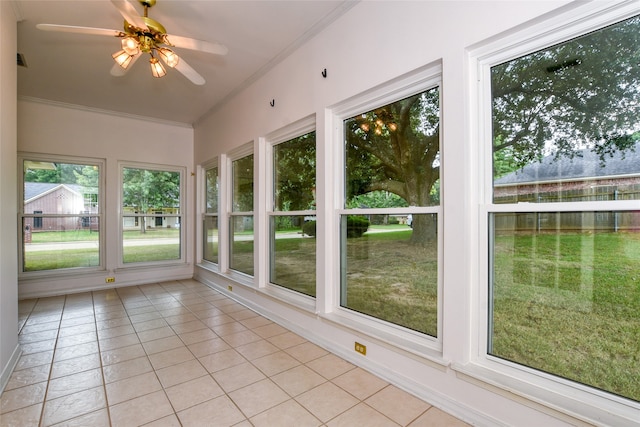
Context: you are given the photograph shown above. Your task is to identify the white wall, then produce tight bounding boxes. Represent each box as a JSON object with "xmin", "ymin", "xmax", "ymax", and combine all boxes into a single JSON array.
[
  {"xmin": 192, "ymin": 1, "xmax": 611, "ymax": 426},
  {"xmin": 17, "ymin": 100, "xmax": 195, "ymax": 297},
  {"xmin": 0, "ymin": 0, "xmax": 20, "ymax": 393}
]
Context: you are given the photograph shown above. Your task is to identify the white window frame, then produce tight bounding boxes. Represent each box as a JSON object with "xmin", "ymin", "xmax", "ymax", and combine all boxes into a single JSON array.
[
  {"xmin": 18, "ymin": 152, "xmax": 105, "ymax": 278},
  {"xmin": 459, "ymin": 2, "xmax": 640, "ymax": 425},
  {"xmin": 258, "ymin": 115, "xmax": 317, "ymax": 311},
  {"xmin": 323, "ymin": 61, "xmax": 445, "ymax": 362},
  {"xmin": 118, "ymin": 161, "xmax": 186, "ymax": 269},
  {"xmin": 200, "ymin": 159, "xmax": 220, "ymax": 269},
  {"xmin": 224, "ymin": 142, "xmax": 256, "ymax": 285}
]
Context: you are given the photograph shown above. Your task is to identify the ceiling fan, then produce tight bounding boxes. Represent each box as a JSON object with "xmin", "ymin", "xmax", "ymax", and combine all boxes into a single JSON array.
[{"xmin": 36, "ymin": 0, "xmax": 228, "ymax": 85}]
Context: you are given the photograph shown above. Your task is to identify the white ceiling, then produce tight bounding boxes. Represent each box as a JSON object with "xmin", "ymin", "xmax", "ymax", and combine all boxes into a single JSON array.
[{"xmin": 15, "ymin": 0, "xmax": 354, "ymax": 125}]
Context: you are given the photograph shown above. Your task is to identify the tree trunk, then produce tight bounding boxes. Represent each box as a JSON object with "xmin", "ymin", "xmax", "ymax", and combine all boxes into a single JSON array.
[{"xmin": 409, "ymin": 213, "xmax": 437, "ymax": 246}]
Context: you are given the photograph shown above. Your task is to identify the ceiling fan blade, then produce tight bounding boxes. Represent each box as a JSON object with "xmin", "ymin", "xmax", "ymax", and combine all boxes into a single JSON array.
[
  {"xmin": 165, "ymin": 34, "xmax": 228, "ymax": 56},
  {"xmin": 110, "ymin": 53, "xmax": 141, "ymax": 77},
  {"xmin": 36, "ymin": 24, "xmax": 123, "ymax": 37},
  {"xmin": 174, "ymin": 57, "xmax": 205, "ymax": 85},
  {"xmin": 110, "ymin": 0, "xmax": 147, "ymax": 29}
]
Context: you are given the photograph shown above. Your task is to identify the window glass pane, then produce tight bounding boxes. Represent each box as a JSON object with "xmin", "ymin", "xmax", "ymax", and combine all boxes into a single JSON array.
[
  {"xmin": 490, "ymin": 211, "xmax": 640, "ymax": 402},
  {"xmin": 22, "ymin": 160, "xmax": 100, "ymax": 272},
  {"xmin": 206, "ymin": 167, "xmax": 219, "ymax": 213},
  {"xmin": 203, "ymin": 216, "xmax": 218, "ymax": 264},
  {"xmin": 273, "ymin": 132, "xmax": 316, "ymax": 211},
  {"xmin": 233, "ymin": 155, "xmax": 253, "ymax": 212},
  {"xmin": 270, "ymin": 215, "xmax": 316, "ymax": 296},
  {"xmin": 23, "ymin": 216, "xmax": 99, "ymax": 271},
  {"xmin": 344, "ymin": 87, "xmax": 440, "ymax": 208},
  {"xmin": 340, "ymin": 214, "xmax": 438, "ymax": 337},
  {"xmin": 122, "ymin": 167, "xmax": 181, "ymax": 263},
  {"xmin": 230, "ymin": 215, "xmax": 253, "ymax": 275},
  {"xmin": 492, "ymin": 15, "xmax": 640, "ymax": 203}
]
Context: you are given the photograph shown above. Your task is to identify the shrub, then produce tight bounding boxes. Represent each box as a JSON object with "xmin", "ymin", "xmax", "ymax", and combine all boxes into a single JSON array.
[
  {"xmin": 301, "ymin": 216, "xmax": 370, "ymax": 238},
  {"xmin": 302, "ymin": 220, "xmax": 317, "ymax": 237}
]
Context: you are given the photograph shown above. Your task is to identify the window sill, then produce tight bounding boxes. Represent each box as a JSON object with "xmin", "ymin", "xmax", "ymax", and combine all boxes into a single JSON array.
[{"xmin": 452, "ymin": 360, "xmax": 640, "ymax": 427}]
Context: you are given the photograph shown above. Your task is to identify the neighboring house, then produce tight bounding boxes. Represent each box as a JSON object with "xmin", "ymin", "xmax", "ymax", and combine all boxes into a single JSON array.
[
  {"xmin": 121, "ymin": 206, "xmax": 181, "ymax": 229},
  {"xmin": 23, "ymin": 182, "xmax": 98, "ymax": 232},
  {"xmin": 494, "ymin": 144, "xmax": 640, "ymax": 232}
]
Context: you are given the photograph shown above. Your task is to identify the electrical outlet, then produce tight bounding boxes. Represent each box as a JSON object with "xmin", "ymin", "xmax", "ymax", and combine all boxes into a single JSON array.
[
  {"xmin": 228, "ymin": 285, "xmax": 233, "ymax": 291},
  {"xmin": 355, "ymin": 342, "xmax": 366, "ymax": 355},
  {"xmin": 105, "ymin": 277, "xmax": 115, "ymax": 283}
]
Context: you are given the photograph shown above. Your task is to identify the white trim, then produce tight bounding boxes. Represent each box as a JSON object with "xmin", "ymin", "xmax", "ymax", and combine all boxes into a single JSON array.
[{"xmin": 0, "ymin": 344, "xmax": 21, "ymax": 395}]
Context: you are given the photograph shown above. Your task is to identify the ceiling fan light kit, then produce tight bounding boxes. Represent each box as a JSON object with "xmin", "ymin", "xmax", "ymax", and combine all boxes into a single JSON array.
[{"xmin": 37, "ymin": 0, "xmax": 227, "ymax": 85}]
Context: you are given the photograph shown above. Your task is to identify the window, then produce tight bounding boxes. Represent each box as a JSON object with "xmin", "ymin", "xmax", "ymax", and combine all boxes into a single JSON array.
[
  {"xmin": 229, "ymin": 152, "xmax": 254, "ymax": 276},
  {"xmin": 269, "ymin": 128, "xmax": 316, "ymax": 297},
  {"xmin": 203, "ymin": 164, "xmax": 219, "ymax": 265},
  {"xmin": 121, "ymin": 165, "xmax": 183, "ymax": 264},
  {"xmin": 19, "ymin": 156, "xmax": 102, "ymax": 273},
  {"xmin": 488, "ymin": 13, "xmax": 640, "ymax": 404},
  {"xmin": 337, "ymin": 66, "xmax": 442, "ymax": 338}
]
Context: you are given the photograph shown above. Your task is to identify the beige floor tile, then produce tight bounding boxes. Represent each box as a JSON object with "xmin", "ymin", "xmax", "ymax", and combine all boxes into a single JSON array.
[
  {"xmin": 109, "ymin": 390, "xmax": 174, "ymax": 426},
  {"xmin": 143, "ymin": 414, "xmax": 182, "ymax": 427},
  {"xmin": 295, "ymin": 382, "xmax": 359, "ymax": 423},
  {"xmin": 178, "ymin": 328, "xmax": 218, "ymax": 345},
  {"xmin": 211, "ymin": 321, "xmax": 248, "ymax": 337},
  {"xmin": 59, "ymin": 315, "xmax": 95, "ymax": 328},
  {"xmin": 177, "ymin": 395, "xmax": 245, "ymax": 427},
  {"xmin": 129, "ymin": 311, "xmax": 162, "ymax": 324},
  {"xmin": 148, "ymin": 346, "xmax": 195, "ymax": 370},
  {"xmin": 142, "ymin": 335, "xmax": 184, "ymax": 355},
  {"xmin": 18, "ymin": 329, "xmax": 58, "ymax": 344},
  {"xmin": 306, "ymin": 353, "xmax": 355, "ymax": 380},
  {"xmin": 97, "ymin": 332, "xmax": 140, "ymax": 351},
  {"xmin": 326, "ymin": 402, "xmax": 400, "ymax": 427},
  {"xmin": 228, "ymin": 308, "xmax": 259, "ymax": 321},
  {"xmin": 57, "ymin": 323, "xmax": 96, "ymax": 338},
  {"xmin": 49, "ymin": 408, "xmax": 110, "ymax": 427},
  {"xmin": 102, "ymin": 355, "xmax": 153, "ymax": 383},
  {"xmin": 198, "ymin": 348, "xmax": 246, "ymax": 373},
  {"xmin": 5, "ymin": 363, "xmax": 50, "ymax": 390},
  {"xmin": 164, "ymin": 313, "xmax": 199, "ymax": 326},
  {"xmin": 55, "ymin": 332, "xmax": 97, "ymax": 349},
  {"xmin": 0, "ymin": 403, "xmax": 42, "ymax": 426},
  {"xmin": 132, "ymin": 318, "xmax": 168, "ymax": 333},
  {"xmin": 0, "ymin": 382, "xmax": 47, "ymax": 414},
  {"xmin": 165, "ymin": 375, "xmax": 224, "ymax": 412},
  {"xmin": 365, "ymin": 385, "xmax": 432, "ymax": 425},
  {"xmin": 332, "ymin": 367, "xmax": 388, "ymax": 400},
  {"xmin": 96, "ymin": 317, "xmax": 131, "ymax": 331},
  {"xmin": 250, "ymin": 399, "xmax": 322, "ymax": 427},
  {"xmin": 253, "ymin": 323, "xmax": 290, "ymax": 339},
  {"xmin": 100, "ymin": 343, "xmax": 146, "ymax": 366},
  {"xmin": 284, "ymin": 341, "xmax": 329, "ymax": 364},
  {"xmin": 50, "ymin": 353, "xmax": 101, "ymax": 379},
  {"xmin": 95, "ymin": 324, "xmax": 135, "ymax": 340},
  {"xmin": 42, "ymin": 386, "xmax": 105, "ymax": 426},
  {"xmin": 136, "ymin": 325, "xmax": 176, "ymax": 343},
  {"xmin": 15, "ymin": 350, "xmax": 53, "ymax": 370},
  {"xmin": 20, "ymin": 321, "xmax": 60, "ymax": 335},
  {"xmin": 228, "ymin": 379, "xmax": 290, "ymax": 418},
  {"xmin": 235, "ymin": 339, "xmax": 280, "ymax": 361},
  {"xmin": 252, "ymin": 351, "xmax": 300, "ymax": 376},
  {"xmin": 187, "ymin": 337, "xmax": 231, "ymax": 358},
  {"xmin": 239, "ymin": 315, "xmax": 273, "ymax": 329},
  {"xmin": 21, "ymin": 339, "xmax": 57, "ymax": 355},
  {"xmin": 46, "ymin": 368, "xmax": 103, "ymax": 400},
  {"xmin": 271, "ymin": 365, "xmax": 327, "ymax": 397},
  {"xmin": 408, "ymin": 407, "xmax": 470, "ymax": 427},
  {"xmin": 212, "ymin": 362, "xmax": 266, "ymax": 392},
  {"xmin": 156, "ymin": 359, "xmax": 208, "ymax": 388},
  {"xmin": 192, "ymin": 307, "xmax": 225, "ymax": 320},
  {"xmin": 223, "ymin": 330, "xmax": 262, "ymax": 347},
  {"xmin": 170, "ymin": 319, "xmax": 209, "ymax": 334},
  {"xmin": 267, "ymin": 331, "xmax": 307, "ymax": 349},
  {"xmin": 53, "ymin": 342, "xmax": 99, "ymax": 363},
  {"xmin": 105, "ymin": 371, "xmax": 162, "ymax": 405},
  {"xmin": 203, "ymin": 314, "xmax": 235, "ymax": 328}
]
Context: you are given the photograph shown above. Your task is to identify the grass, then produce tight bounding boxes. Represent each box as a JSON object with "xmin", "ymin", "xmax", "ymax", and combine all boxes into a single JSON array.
[{"xmin": 492, "ymin": 231, "xmax": 640, "ymax": 402}]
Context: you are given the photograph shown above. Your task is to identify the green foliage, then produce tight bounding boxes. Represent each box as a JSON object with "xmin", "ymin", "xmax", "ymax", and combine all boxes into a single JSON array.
[
  {"xmin": 302, "ymin": 220, "xmax": 316, "ymax": 237},
  {"xmin": 122, "ymin": 167, "xmax": 180, "ymax": 211},
  {"xmin": 492, "ymin": 15, "xmax": 640, "ymax": 169},
  {"xmin": 346, "ymin": 216, "xmax": 370, "ymax": 238},
  {"xmin": 274, "ymin": 132, "xmax": 316, "ymax": 211},
  {"xmin": 346, "ymin": 190, "xmax": 408, "ymax": 209}
]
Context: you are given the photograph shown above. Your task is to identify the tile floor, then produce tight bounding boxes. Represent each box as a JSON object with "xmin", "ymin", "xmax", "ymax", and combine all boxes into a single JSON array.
[{"xmin": 0, "ymin": 279, "xmax": 469, "ymax": 427}]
